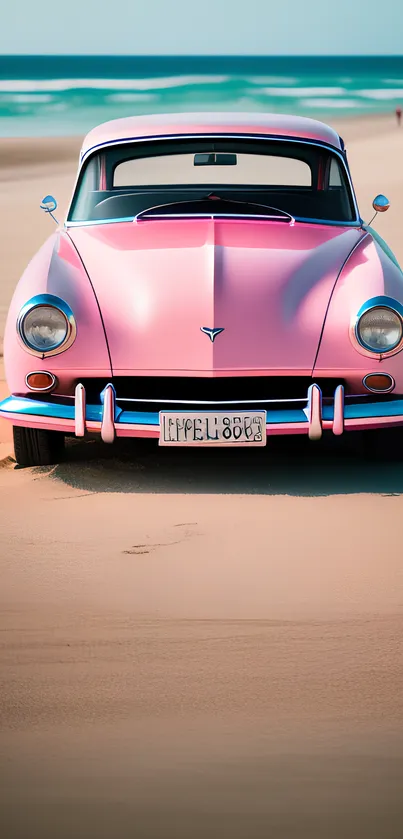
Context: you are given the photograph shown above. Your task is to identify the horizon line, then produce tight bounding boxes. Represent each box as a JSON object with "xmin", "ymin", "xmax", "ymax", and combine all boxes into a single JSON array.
[{"xmin": 1, "ymin": 53, "xmax": 403, "ymax": 59}]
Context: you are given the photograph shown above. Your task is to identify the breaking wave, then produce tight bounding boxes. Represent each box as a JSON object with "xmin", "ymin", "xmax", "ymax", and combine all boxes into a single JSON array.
[{"xmin": 1, "ymin": 56, "xmax": 402, "ymax": 136}]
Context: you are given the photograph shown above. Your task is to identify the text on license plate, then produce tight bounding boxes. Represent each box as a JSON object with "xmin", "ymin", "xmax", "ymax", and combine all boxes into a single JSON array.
[{"xmin": 159, "ymin": 411, "xmax": 267, "ymax": 446}]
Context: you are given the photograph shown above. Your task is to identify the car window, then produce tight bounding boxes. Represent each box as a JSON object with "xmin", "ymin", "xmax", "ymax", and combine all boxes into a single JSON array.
[
  {"xmin": 329, "ymin": 157, "xmax": 343, "ymax": 187},
  {"xmin": 113, "ymin": 153, "xmax": 312, "ymax": 187},
  {"xmin": 68, "ymin": 138, "xmax": 356, "ymax": 225}
]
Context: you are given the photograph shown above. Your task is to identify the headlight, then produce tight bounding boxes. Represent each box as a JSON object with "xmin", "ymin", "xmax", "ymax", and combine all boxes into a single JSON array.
[
  {"xmin": 356, "ymin": 306, "xmax": 403, "ymax": 353},
  {"xmin": 22, "ymin": 306, "xmax": 68, "ymax": 351},
  {"xmin": 17, "ymin": 295, "xmax": 76, "ymax": 357}
]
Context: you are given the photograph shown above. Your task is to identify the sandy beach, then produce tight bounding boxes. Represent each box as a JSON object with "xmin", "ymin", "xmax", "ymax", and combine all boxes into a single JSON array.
[{"xmin": 1, "ymin": 113, "xmax": 403, "ymax": 838}]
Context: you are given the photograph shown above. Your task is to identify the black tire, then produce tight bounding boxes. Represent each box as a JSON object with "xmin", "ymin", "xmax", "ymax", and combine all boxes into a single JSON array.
[{"xmin": 13, "ymin": 425, "xmax": 65, "ymax": 467}]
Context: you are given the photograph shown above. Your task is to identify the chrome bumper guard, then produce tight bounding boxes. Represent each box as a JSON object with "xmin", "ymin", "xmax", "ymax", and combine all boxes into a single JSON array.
[
  {"xmin": 79, "ymin": 381, "xmax": 345, "ymax": 443},
  {"xmin": 304, "ymin": 383, "xmax": 344, "ymax": 440},
  {"xmin": 74, "ymin": 383, "xmax": 86, "ymax": 437},
  {"xmin": 76, "ymin": 382, "xmax": 117, "ymax": 442}
]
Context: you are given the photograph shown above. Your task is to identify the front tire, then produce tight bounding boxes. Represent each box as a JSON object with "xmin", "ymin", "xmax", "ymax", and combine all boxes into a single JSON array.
[{"xmin": 13, "ymin": 426, "xmax": 65, "ymax": 467}]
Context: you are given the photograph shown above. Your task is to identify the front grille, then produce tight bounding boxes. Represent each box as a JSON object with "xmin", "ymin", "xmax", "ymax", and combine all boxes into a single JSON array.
[{"xmin": 77, "ymin": 376, "xmax": 346, "ymax": 412}]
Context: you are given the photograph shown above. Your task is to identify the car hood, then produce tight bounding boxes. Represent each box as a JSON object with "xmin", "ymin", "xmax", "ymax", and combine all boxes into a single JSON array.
[{"xmin": 68, "ymin": 219, "xmax": 364, "ymax": 375}]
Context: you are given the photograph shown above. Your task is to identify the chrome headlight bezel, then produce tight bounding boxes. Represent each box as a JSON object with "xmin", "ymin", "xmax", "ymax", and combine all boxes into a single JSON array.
[
  {"xmin": 17, "ymin": 294, "xmax": 77, "ymax": 358},
  {"xmin": 352, "ymin": 297, "xmax": 403, "ymax": 359}
]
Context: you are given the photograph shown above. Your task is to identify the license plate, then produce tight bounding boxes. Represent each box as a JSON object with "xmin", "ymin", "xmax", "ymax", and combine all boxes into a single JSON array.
[{"xmin": 159, "ymin": 411, "xmax": 267, "ymax": 446}]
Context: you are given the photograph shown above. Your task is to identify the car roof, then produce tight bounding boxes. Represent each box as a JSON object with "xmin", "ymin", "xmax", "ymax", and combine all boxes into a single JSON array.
[{"xmin": 80, "ymin": 111, "xmax": 343, "ymax": 160}]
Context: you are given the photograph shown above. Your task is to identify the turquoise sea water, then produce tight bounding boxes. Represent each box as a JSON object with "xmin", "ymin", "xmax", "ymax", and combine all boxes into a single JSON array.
[{"xmin": 0, "ymin": 56, "xmax": 402, "ymax": 137}]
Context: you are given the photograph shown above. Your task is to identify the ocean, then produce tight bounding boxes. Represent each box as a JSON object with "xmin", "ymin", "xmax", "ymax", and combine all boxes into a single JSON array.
[{"xmin": 0, "ymin": 55, "xmax": 402, "ymax": 137}]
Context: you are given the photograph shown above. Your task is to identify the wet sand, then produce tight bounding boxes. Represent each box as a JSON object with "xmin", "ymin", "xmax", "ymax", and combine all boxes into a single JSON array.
[{"xmin": 1, "ymin": 114, "xmax": 403, "ymax": 838}]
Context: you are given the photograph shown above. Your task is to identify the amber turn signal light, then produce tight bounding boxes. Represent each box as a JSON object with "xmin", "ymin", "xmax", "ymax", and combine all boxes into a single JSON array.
[
  {"xmin": 363, "ymin": 373, "xmax": 395, "ymax": 393},
  {"xmin": 25, "ymin": 372, "xmax": 57, "ymax": 392}
]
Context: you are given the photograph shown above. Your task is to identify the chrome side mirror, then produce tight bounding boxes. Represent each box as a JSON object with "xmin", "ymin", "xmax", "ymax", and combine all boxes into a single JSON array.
[
  {"xmin": 372, "ymin": 194, "xmax": 390, "ymax": 213},
  {"xmin": 40, "ymin": 194, "xmax": 59, "ymax": 224},
  {"xmin": 368, "ymin": 194, "xmax": 390, "ymax": 226}
]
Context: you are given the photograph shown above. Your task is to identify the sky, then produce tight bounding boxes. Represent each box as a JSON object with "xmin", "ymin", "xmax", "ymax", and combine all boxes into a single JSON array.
[{"xmin": 1, "ymin": 0, "xmax": 402, "ymax": 55}]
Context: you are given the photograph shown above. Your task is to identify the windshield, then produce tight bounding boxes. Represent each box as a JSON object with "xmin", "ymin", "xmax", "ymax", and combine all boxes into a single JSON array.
[{"xmin": 68, "ymin": 137, "xmax": 357, "ymax": 225}]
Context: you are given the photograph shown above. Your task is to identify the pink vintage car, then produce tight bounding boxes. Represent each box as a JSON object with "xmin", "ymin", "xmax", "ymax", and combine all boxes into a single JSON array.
[{"xmin": 1, "ymin": 112, "xmax": 402, "ymax": 466}]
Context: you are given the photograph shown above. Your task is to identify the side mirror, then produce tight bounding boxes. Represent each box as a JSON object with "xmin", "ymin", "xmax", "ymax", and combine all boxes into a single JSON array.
[
  {"xmin": 40, "ymin": 194, "xmax": 59, "ymax": 224},
  {"xmin": 372, "ymin": 194, "xmax": 390, "ymax": 213},
  {"xmin": 368, "ymin": 194, "xmax": 390, "ymax": 227}
]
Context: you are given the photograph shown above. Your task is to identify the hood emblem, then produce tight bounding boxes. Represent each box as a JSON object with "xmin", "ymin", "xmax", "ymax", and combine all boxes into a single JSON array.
[{"xmin": 200, "ymin": 327, "xmax": 225, "ymax": 343}]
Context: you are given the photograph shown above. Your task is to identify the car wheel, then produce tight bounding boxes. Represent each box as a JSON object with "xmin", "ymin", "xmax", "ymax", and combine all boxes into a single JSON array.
[{"xmin": 13, "ymin": 426, "xmax": 65, "ymax": 467}]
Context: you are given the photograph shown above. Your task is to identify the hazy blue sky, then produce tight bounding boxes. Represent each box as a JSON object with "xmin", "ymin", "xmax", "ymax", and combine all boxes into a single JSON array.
[{"xmin": 1, "ymin": 0, "xmax": 402, "ymax": 55}]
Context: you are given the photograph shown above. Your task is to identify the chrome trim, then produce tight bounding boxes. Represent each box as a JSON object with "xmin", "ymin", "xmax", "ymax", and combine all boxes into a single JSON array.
[
  {"xmin": 288, "ymin": 217, "xmax": 360, "ymax": 228},
  {"xmin": 100, "ymin": 383, "xmax": 116, "ymax": 443},
  {"xmin": 80, "ymin": 133, "xmax": 345, "ymax": 162},
  {"xmin": 67, "ymin": 134, "xmax": 359, "ymax": 226},
  {"xmin": 16, "ymin": 294, "xmax": 77, "ymax": 359},
  {"xmin": 135, "ymin": 199, "xmax": 295, "ymax": 225},
  {"xmin": 66, "ymin": 217, "xmax": 135, "ymax": 228},
  {"xmin": 25, "ymin": 371, "xmax": 57, "ymax": 393},
  {"xmin": 21, "ymin": 387, "xmax": 371, "ymax": 408},
  {"xmin": 333, "ymin": 385, "xmax": 344, "ymax": 436},
  {"xmin": 305, "ymin": 383, "xmax": 322, "ymax": 440},
  {"xmin": 115, "ymin": 396, "xmax": 308, "ymax": 405},
  {"xmin": 65, "ymin": 216, "xmax": 361, "ymax": 230},
  {"xmin": 351, "ymin": 296, "xmax": 403, "ymax": 359},
  {"xmin": 362, "ymin": 373, "xmax": 395, "ymax": 394},
  {"xmin": 74, "ymin": 383, "xmax": 86, "ymax": 437},
  {"xmin": 135, "ymin": 212, "xmax": 294, "ymax": 223},
  {"xmin": 115, "ymin": 393, "xmax": 390, "ymax": 406}
]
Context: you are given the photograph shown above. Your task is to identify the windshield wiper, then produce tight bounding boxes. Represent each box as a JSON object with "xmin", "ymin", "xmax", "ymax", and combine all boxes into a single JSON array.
[{"xmin": 135, "ymin": 194, "xmax": 295, "ymax": 224}]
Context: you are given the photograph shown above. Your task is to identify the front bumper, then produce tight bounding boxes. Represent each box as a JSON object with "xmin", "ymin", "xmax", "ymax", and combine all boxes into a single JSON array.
[{"xmin": 2, "ymin": 382, "xmax": 403, "ymax": 443}]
